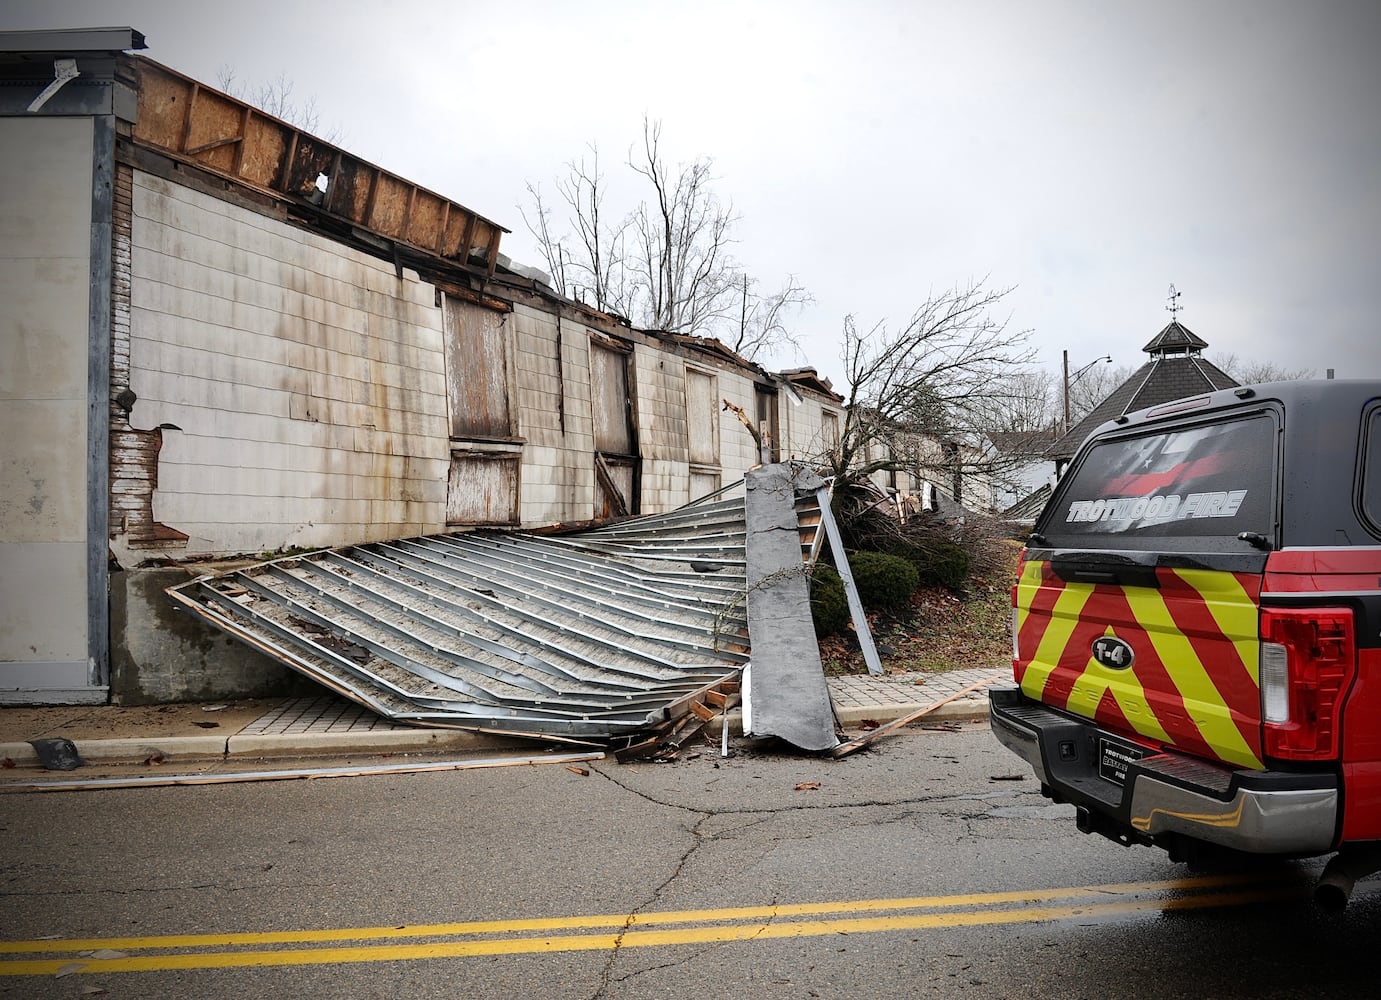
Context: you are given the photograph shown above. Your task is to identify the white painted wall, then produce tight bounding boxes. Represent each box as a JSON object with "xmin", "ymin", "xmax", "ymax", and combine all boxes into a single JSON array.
[
  {"xmin": 116, "ymin": 170, "xmax": 849, "ymax": 558},
  {"xmin": 0, "ymin": 116, "xmax": 94, "ymax": 690},
  {"xmin": 991, "ymin": 457, "xmax": 1058, "ymax": 512},
  {"xmin": 119, "ymin": 170, "xmax": 450, "ymax": 558},
  {"xmin": 779, "ymin": 396, "xmax": 838, "ymax": 465}
]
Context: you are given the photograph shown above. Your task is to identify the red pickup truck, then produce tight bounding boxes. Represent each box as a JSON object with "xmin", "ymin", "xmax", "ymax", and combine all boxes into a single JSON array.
[{"xmin": 989, "ymin": 379, "xmax": 1381, "ymax": 907}]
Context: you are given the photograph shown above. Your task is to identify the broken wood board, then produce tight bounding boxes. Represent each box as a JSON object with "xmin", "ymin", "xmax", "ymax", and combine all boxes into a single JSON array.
[
  {"xmin": 830, "ymin": 673, "xmax": 1005, "ymax": 758},
  {"xmin": 0, "ymin": 752, "xmax": 604, "ymax": 792}
]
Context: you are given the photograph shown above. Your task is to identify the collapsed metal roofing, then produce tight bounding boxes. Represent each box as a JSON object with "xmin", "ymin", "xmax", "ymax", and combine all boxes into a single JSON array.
[{"xmin": 167, "ymin": 486, "xmax": 825, "ymax": 749}]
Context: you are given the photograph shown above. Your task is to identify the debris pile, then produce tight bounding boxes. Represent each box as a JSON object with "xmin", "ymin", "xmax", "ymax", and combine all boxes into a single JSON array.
[{"xmin": 168, "ymin": 481, "xmax": 825, "ymax": 756}]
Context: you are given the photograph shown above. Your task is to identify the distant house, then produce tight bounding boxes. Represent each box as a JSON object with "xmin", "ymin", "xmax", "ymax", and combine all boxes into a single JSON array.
[
  {"xmin": 1047, "ymin": 318, "xmax": 1238, "ymax": 474},
  {"xmin": 987, "ymin": 426, "xmax": 1061, "ymax": 514},
  {"xmin": 848, "ymin": 411, "xmax": 995, "ymax": 519}
]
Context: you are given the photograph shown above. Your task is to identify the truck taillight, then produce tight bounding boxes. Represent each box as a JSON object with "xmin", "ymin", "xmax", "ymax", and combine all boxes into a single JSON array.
[{"xmin": 1260, "ymin": 607, "xmax": 1356, "ymax": 761}]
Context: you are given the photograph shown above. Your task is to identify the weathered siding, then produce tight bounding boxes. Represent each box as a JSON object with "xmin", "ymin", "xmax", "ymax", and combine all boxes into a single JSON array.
[
  {"xmin": 111, "ymin": 168, "xmax": 849, "ymax": 557},
  {"xmin": 779, "ymin": 396, "xmax": 838, "ymax": 465},
  {"xmin": 116, "ymin": 169, "xmax": 449, "ymax": 559},
  {"xmin": 0, "ymin": 116, "xmax": 94, "ymax": 691},
  {"xmin": 633, "ymin": 346, "xmax": 690, "ymax": 511},
  {"xmin": 510, "ymin": 302, "xmax": 594, "ymax": 524},
  {"xmin": 718, "ymin": 371, "xmax": 763, "ymax": 480}
]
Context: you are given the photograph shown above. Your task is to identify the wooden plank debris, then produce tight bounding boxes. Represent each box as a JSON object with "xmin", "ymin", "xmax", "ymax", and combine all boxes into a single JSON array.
[
  {"xmin": 0, "ymin": 752, "xmax": 604, "ymax": 792},
  {"xmin": 829, "ymin": 672, "xmax": 1005, "ymax": 758}
]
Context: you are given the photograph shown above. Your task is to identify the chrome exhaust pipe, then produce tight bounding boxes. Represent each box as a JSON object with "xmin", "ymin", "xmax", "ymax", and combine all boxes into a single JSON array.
[
  {"xmin": 1315, "ymin": 847, "xmax": 1381, "ymax": 911},
  {"xmin": 1315, "ymin": 861, "xmax": 1354, "ymax": 911}
]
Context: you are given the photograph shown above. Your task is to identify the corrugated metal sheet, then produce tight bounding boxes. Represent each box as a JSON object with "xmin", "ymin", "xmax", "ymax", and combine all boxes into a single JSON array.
[{"xmin": 167, "ymin": 487, "xmax": 824, "ymax": 748}]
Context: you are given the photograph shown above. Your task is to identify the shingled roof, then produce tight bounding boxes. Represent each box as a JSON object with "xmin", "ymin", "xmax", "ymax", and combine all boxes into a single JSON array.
[{"xmin": 1049, "ymin": 319, "xmax": 1237, "ymax": 461}]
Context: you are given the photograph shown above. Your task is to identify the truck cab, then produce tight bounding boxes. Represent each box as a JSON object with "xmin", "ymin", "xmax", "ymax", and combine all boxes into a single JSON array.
[{"xmin": 989, "ymin": 379, "xmax": 1381, "ymax": 906}]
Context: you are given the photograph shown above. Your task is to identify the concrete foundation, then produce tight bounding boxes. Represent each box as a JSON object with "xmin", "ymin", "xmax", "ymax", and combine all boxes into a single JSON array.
[{"xmin": 109, "ymin": 566, "xmax": 316, "ymax": 705}]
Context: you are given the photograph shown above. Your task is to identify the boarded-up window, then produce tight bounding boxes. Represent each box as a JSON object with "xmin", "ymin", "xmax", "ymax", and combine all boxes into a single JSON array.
[
  {"xmin": 755, "ymin": 386, "xmax": 780, "ymax": 463},
  {"xmin": 447, "ymin": 452, "xmax": 519, "ymax": 525},
  {"xmin": 444, "ymin": 295, "xmax": 513, "ymax": 440},
  {"xmin": 822, "ymin": 409, "xmax": 840, "ymax": 453},
  {"xmin": 590, "ymin": 340, "xmax": 633, "ymax": 455},
  {"xmin": 595, "ymin": 456, "xmax": 637, "ymax": 519},
  {"xmin": 686, "ymin": 369, "xmax": 719, "ymax": 466},
  {"xmin": 690, "ymin": 471, "xmax": 720, "ymax": 500},
  {"xmin": 590, "ymin": 338, "xmax": 637, "ymax": 517}
]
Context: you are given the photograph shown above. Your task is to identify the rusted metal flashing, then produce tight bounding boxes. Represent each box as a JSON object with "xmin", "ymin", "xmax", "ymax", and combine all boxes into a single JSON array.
[
  {"xmin": 166, "ymin": 485, "xmax": 825, "ymax": 749},
  {"xmin": 430, "ymin": 276, "xmax": 512, "ymax": 314},
  {"xmin": 123, "ymin": 55, "xmax": 507, "ymax": 281},
  {"xmin": 666, "ymin": 333, "xmax": 760, "ymax": 372}
]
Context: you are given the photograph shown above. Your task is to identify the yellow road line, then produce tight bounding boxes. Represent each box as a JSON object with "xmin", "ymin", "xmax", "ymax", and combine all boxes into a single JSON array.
[
  {"xmin": 0, "ymin": 874, "xmax": 1261, "ymax": 955},
  {"xmin": 0, "ymin": 881, "xmax": 1309, "ymax": 976}
]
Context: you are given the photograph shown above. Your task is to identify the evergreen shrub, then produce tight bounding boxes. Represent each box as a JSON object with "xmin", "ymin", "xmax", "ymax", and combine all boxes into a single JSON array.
[
  {"xmin": 809, "ymin": 564, "xmax": 850, "ymax": 637},
  {"xmin": 886, "ymin": 538, "xmax": 971, "ymax": 590},
  {"xmin": 847, "ymin": 550, "xmax": 920, "ymax": 611}
]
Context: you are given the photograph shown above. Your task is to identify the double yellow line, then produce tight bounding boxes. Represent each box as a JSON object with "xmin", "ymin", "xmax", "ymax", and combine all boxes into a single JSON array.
[{"xmin": 0, "ymin": 875, "xmax": 1307, "ymax": 977}]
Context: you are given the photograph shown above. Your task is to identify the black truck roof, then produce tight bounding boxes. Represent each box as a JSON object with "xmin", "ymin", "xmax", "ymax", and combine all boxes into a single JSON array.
[{"xmin": 1058, "ymin": 379, "xmax": 1381, "ymax": 549}]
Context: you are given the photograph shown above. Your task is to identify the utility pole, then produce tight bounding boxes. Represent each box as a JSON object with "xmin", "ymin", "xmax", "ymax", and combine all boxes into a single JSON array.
[
  {"xmin": 1063, "ymin": 351, "xmax": 1113, "ymax": 436},
  {"xmin": 1063, "ymin": 350, "xmax": 1070, "ymax": 435}
]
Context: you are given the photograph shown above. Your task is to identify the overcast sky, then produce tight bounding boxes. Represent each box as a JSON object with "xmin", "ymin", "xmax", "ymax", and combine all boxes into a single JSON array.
[{"xmin": 9, "ymin": 1, "xmax": 1380, "ymax": 389}]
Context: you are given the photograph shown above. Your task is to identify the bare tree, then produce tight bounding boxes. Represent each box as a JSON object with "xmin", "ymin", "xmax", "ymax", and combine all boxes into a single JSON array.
[
  {"xmin": 521, "ymin": 119, "xmax": 807, "ymax": 361},
  {"xmin": 1066, "ymin": 361, "xmax": 1133, "ymax": 425},
  {"xmin": 986, "ymin": 369, "xmax": 1061, "ymax": 433},
  {"xmin": 1211, "ymin": 352, "xmax": 1314, "ymax": 384},
  {"xmin": 625, "ymin": 119, "xmax": 737, "ymax": 335},
  {"xmin": 215, "ymin": 66, "xmax": 344, "ymax": 144},
  {"xmin": 731, "ymin": 272, "xmax": 810, "ymax": 361},
  {"xmin": 519, "ymin": 146, "xmax": 628, "ymax": 312},
  {"xmin": 826, "ymin": 279, "xmax": 1036, "ymax": 492}
]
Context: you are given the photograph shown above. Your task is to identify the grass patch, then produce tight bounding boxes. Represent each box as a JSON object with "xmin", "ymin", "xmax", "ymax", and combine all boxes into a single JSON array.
[{"xmin": 817, "ymin": 542, "xmax": 1017, "ymax": 676}]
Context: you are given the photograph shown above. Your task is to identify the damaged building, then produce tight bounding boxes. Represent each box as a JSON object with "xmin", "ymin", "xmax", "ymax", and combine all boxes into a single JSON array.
[{"xmin": 0, "ymin": 27, "xmax": 847, "ymax": 723}]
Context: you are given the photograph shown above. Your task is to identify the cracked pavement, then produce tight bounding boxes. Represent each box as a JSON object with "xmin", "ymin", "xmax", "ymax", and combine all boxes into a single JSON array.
[{"xmin": 6, "ymin": 722, "xmax": 1377, "ymax": 999}]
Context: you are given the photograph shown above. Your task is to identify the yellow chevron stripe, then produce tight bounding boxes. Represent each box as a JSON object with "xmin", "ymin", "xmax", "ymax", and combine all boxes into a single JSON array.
[
  {"xmin": 1019, "ymin": 573, "xmax": 1092, "ymax": 702},
  {"xmin": 1017, "ymin": 561, "xmax": 1263, "ymax": 769},
  {"xmin": 1175, "ymin": 568, "xmax": 1260, "ymax": 687},
  {"xmin": 1066, "ymin": 629, "xmax": 1171, "ymax": 742},
  {"xmin": 1012, "ymin": 557, "xmax": 1042, "ymax": 639},
  {"xmin": 1122, "ymin": 578, "xmax": 1261, "ymax": 769}
]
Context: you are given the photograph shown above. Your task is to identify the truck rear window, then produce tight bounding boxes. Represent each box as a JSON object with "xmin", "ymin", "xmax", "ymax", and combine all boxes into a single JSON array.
[{"xmin": 1040, "ymin": 413, "xmax": 1276, "ymax": 551}]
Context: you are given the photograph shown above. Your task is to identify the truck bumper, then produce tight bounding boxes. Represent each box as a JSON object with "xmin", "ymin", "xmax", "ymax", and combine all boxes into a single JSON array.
[{"xmin": 989, "ymin": 687, "xmax": 1339, "ymax": 856}]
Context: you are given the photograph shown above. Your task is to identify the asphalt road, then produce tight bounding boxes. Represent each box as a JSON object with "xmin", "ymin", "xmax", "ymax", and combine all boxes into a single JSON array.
[{"xmin": 2, "ymin": 722, "xmax": 1377, "ymax": 999}]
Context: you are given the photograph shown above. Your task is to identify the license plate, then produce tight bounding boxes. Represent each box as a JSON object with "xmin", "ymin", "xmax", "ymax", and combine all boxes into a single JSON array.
[{"xmin": 1098, "ymin": 737, "xmax": 1147, "ymax": 786}]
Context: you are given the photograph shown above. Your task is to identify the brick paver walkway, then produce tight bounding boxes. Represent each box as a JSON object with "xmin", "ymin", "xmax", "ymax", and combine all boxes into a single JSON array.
[
  {"xmin": 827, "ymin": 665, "xmax": 1008, "ymax": 708},
  {"xmin": 243, "ymin": 667, "xmax": 1011, "ymax": 736}
]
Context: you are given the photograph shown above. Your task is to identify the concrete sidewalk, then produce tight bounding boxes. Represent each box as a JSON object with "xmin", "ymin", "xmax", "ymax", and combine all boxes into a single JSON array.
[{"xmin": 0, "ymin": 667, "xmax": 1007, "ymax": 769}]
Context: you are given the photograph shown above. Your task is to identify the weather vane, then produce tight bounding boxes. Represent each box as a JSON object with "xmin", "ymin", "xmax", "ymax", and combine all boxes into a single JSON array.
[{"xmin": 1166, "ymin": 283, "xmax": 1183, "ymax": 319}]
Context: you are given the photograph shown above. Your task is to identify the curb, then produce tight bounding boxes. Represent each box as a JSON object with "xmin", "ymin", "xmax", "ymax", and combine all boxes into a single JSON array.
[
  {"xmin": 0, "ymin": 735, "xmax": 228, "ymax": 766},
  {"xmin": 701, "ymin": 695, "xmax": 989, "ymax": 737},
  {"xmin": 0, "ymin": 697, "xmax": 991, "ymax": 767},
  {"xmin": 224, "ymin": 728, "xmax": 529, "ymax": 758}
]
